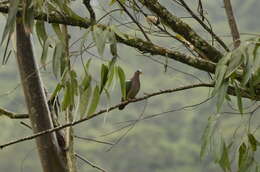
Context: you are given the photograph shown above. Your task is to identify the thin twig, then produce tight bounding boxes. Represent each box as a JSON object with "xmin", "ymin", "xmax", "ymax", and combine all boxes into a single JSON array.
[
  {"xmin": 0, "ymin": 108, "xmax": 28, "ymax": 119},
  {"xmin": 75, "ymin": 135, "xmax": 114, "ymax": 145},
  {"xmin": 106, "ymin": 99, "xmax": 148, "ymax": 151},
  {"xmin": 223, "ymin": 0, "xmax": 240, "ymax": 48},
  {"xmin": 0, "ymin": 83, "xmax": 214, "ymax": 149},
  {"xmin": 178, "ymin": 0, "xmax": 229, "ymax": 52},
  {"xmin": 76, "ymin": 153, "xmax": 107, "ymax": 172},
  {"xmin": 116, "ymin": 0, "xmax": 151, "ymax": 42},
  {"xmin": 83, "ymin": 0, "xmax": 96, "ymax": 25}
]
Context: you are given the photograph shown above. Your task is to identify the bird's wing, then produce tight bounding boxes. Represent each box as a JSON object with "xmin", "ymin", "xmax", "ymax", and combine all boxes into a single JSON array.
[{"xmin": 125, "ymin": 80, "xmax": 132, "ymax": 98}]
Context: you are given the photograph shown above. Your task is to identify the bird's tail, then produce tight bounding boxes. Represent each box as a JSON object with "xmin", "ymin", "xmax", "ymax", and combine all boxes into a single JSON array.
[
  {"xmin": 119, "ymin": 98, "xmax": 128, "ymax": 110},
  {"xmin": 118, "ymin": 104, "xmax": 127, "ymax": 110}
]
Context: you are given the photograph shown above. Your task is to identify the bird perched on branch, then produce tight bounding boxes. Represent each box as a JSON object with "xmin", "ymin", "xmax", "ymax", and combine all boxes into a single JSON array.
[{"xmin": 119, "ymin": 70, "xmax": 142, "ymax": 110}]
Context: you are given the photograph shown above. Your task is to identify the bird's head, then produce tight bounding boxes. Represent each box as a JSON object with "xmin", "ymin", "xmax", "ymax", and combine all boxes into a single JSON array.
[{"xmin": 136, "ymin": 69, "xmax": 142, "ymax": 75}]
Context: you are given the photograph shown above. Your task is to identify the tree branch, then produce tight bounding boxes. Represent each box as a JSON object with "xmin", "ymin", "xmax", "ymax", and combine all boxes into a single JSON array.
[
  {"xmin": 137, "ymin": 0, "xmax": 223, "ymax": 62},
  {"xmin": 0, "ymin": 5, "xmax": 216, "ymax": 74},
  {"xmin": 83, "ymin": 0, "xmax": 96, "ymax": 25},
  {"xmin": 116, "ymin": 0, "xmax": 151, "ymax": 42},
  {"xmin": 223, "ymin": 0, "xmax": 240, "ymax": 48},
  {"xmin": 178, "ymin": 0, "xmax": 230, "ymax": 52},
  {"xmin": 0, "ymin": 83, "xmax": 214, "ymax": 149},
  {"xmin": 0, "ymin": 107, "xmax": 28, "ymax": 119}
]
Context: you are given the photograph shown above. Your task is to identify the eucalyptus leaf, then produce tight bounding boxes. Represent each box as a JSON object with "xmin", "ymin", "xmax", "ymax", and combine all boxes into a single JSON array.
[
  {"xmin": 117, "ymin": 66, "xmax": 126, "ymax": 99},
  {"xmin": 23, "ymin": 0, "xmax": 34, "ymax": 34},
  {"xmin": 36, "ymin": 21, "xmax": 48, "ymax": 46},
  {"xmin": 79, "ymin": 85, "xmax": 92, "ymax": 119},
  {"xmin": 1, "ymin": 0, "xmax": 19, "ymax": 45},
  {"xmin": 52, "ymin": 42, "xmax": 64, "ymax": 78},
  {"xmin": 87, "ymin": 85, "xmax": 100, "ymax": 117},
  {"xmin": 100, "ymin": 64, "xmax": 109, "ymax": 94}
]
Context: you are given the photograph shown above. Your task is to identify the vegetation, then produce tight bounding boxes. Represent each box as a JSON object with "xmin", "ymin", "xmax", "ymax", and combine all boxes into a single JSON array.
[{"xmin": 0, "ymin": 0, "xmax": 260, "ymax": 172}]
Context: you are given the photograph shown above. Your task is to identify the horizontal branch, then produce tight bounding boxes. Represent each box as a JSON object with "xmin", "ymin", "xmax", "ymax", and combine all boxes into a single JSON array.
[
  {"xmin": 0, "ymin": 83, "xmax": 213, "ymax": 149},
  {"xmin": 0, "ymin": 108, "xmax": 28, "ymax": 119},
  {"xmin": 138, "ymin": 0, "xmax": 223, "ymax": 62},
  {"xmin": 0, "ymin": 5, "xmax": 217, "ymax": 74},
  {"xmin": 117, "ymin": 35, "xmax": 216, "ymax": 73}
]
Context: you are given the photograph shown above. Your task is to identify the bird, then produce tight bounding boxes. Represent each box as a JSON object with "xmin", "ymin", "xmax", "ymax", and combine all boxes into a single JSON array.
[{"xmin": 118, "ymin": 70, "xmax": 142, "ymax": 110}]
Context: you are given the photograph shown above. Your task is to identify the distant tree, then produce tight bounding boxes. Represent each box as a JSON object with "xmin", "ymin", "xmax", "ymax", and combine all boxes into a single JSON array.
[{"xmin": 0, "ymin": 0, "xmax": 260, "ymax": 171}]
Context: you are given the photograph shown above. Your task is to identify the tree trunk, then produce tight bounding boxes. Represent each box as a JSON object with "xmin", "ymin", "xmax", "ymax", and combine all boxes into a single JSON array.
[{"xmin": 16, "ymin": 18, "xmax": 68, "ymax": 172}]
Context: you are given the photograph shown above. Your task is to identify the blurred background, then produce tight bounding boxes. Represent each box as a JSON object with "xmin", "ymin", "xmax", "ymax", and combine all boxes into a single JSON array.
[{"xmin": 0, "ymin": 1, "xmax": 259, "ymax": 171}]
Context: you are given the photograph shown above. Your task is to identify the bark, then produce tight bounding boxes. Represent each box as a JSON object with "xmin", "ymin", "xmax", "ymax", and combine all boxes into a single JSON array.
[{"xmin": 16, "ymin": 18, "xmax": 68, "ymax": 172}]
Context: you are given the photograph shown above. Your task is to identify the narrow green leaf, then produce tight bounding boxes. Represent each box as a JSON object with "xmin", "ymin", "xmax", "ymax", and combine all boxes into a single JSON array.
[
  {"xmin": 225, "ymin": 49, "xmax": 243, "ymax": 78},
  {"xmin": 83, "ymin": 58, "xmax": 92, "ymax": 74},
  {"xmin": 36, "ymin": 21, "xmax": 47, "ymax": 46},
  {"xmin": 81, "ymin": 74, "xmax": 92, "ymax": 91},
  {"xmin": 49, "ymin": 83, "xmax": 63, "ymax": 101},
  {"xmin": 109, "ymin": 25, "xmax": 127, "ymax": 39},
  {"xmin": 200, "ymin": 114, "xmax": 219, "ymax": 159},
  {"xmin": 41, "ymin": 37, "xmax": 53, "ymax": 70},
  {"xmin": 238, "ymin": 142, "xmax": 254, "ymax": 172},
  {"xmin": 52, "ymin": 24, "xmax": 65, "ymax": 43},
  {"xmin": 117, "ymin": 66, "xmax": 126, "ymax": 99},
  {"xmin": 70, "ymin": 70, "xmax": 78, "ymax": 96},
  {"xmin": 100, "ymin": 64, "xmax": 109, "ymax": 94},
  {"xmin": 52, "ymin": 42, "xmax": 64, "ymax": 78},
  {"xmin": 234, "ymin": 81, "xmax": 243, "ymax": 114},
  {"xmin": 216, "ymin": 80, "xmax": 228, "ymax": 112},
  {"xmin": 108, "ymin": 30, "xmax": 118, "ymax": 57},
  {"xmin": 79, "ymin": 85, "xmax": 92, "ymax": 119},
  {"xmin": 248, "ymin": 133, "xmax": 258, "ymax": 151},
  {"xmin": 239, "ymin": 143, "xmax": 247, "ymax": 169},
  {"xmin": 218, "ymin": 140, "xmax": 231, "ymax": 172},
  {"xmin": 106, "ymin": 61, "xmax": 116, "ymax": 88},
  {"xmin": 87, "ymin": 85, "xmax": 100, "ymax": 117},
  {"xmin": 62, "ymin": 81, "xmax": 72, "ymax": 110},
  {"xmin": 23, "ymin": 0, "xmax": 34, "ymax": 33},
  {"xmin": 92, "ymin": 25, "xmax": 109, "ymax": 56},
  {"xmin": 242, "ymin": 44, "xmax": 254, "ymax": 85},
  {"xmin": 1, "ymin": 0, "xmax": 19, "ymax": 45},
  {"xmin": 80, "ymin": 28, "xmax": 91, "ymax": 56}
]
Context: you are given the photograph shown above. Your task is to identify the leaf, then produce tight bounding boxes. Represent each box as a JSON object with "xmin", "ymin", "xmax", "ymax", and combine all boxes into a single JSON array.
[
  {"xmin": 200, "ymin": 114, "xmax": 219, "ymax": 159},
  {"xmin": 117, "ymin": 66, "xmax": 126, "ymax": 99},
  {"xmin": 212, "ymin": 52, "xmax": 230, "ymax": 96},
  {"xmin": 234, "ymin": 81, "xmax": 243, "ymax": 114},
  {"xmin": 23, "ymin": 0, "xmax": 34, "ymax": 34},
  {"xmin": 225, "ymin": 49, "xmax": 243, "ymax": 78},
  {"xmin": 70, "ymin": 70, "xmax": 78, "ymax": 96},
  {"xmin": 87, "ymin": 85, "xmax": 100, "ymax": 117},
  {"xmin": 108, "ymin": 30, "xmax": 118, "ymax": 57},
  {"xmin": 62, "ymin": 81, "xmax": 73, "ymax": 110},
  {"xmin": 80, "ymin": 28, "xmax": 91, "ymax": 56},
  {"xmin": 92, "ymin": 25, "xmax": 109, "ymax": 56},
  {"xmin": 52, "ymin": 24, "xmax": 65, "ymax": 43},
  {"xmin": 1, "ymin": 0, "xmax": 19, "ymax": 45},
  {"xmin": 109, "ymin": 25, "xmax": 126, "ymax": 39},
  {"xmin": 242, "ymin": 44, "xmax": 254, "ymax": 85},
  {"xmin": 238, "ymin": 142, "xmax": 254, "ymax": 172},
  {"xmin": 36, "ymin": 21, "xmax": 47, "ymax": 46},
  {"xmin": 100, "ymin": 64, "xmax": 109, "ymax": 94},
  {"xmin": 83, "ymin": 58, "xmax": 92, "ymax": 74},
  {"xmin": 79, "ymin": 85, "xmax": 92, "ymax": 119},
  {"xmin": 216, "ymin": 80, "xmax": 229, "ymax": 112},
  {"xmin": 81, "ymin": 74, "xmax": 92, "ymax": 91},
  {"xmin": 218, "ymin": 140, "xmax": 231, "ymax": 172},
  {"xmin": 106, "ymin": 60, "xmax": 116, "ymax": 88},
  {"xmin": 52, "ymin": 42, "xmax": 64, "ymax": 78},
  {"xmin": 41, "ymin": 37, "xmax": 53, "ymax": 70},
  {"xmin": 248, "ymin": 133, "xmax": 259, "ymax": 151}
]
